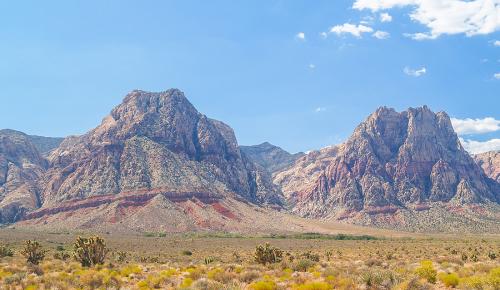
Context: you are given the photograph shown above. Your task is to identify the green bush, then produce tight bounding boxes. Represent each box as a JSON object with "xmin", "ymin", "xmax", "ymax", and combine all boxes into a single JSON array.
[
  {"xmin": 414, "ymin": 260, "xmax": 436, "ymax": 284},
  {"xmin": 73, "ymin": 236, "xmax": 109, "ymax": 267},
  {"xmin": 21, "ymin": 240, "xmax": 46, "ymax": 265},
  {"xmin": 254, "ymin": 243, "xmax": 283, "ymax": 265}
]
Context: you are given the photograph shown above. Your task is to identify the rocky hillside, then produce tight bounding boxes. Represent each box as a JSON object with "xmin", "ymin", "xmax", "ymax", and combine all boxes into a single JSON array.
[
  {"xmin": 240, "ymin": 142, "xmax": 304, "ymax": 174},
  {"xmin": 27, "ymin": 135, "xmax": 64, "ymax": 155},
  {"xmin": 475, "ymin": 151, "xmax": 500, "ymax": 183},
  {"xmin": 1, "ymin": 89, "xmax": 284, "ymax": 230},
  {"xmin": 0, "ymin": 130, "xmax": 46, "ymax": 222},
  {"xmin": 274, "ymin": 106, "xmax": 499, "ymax": 232}
]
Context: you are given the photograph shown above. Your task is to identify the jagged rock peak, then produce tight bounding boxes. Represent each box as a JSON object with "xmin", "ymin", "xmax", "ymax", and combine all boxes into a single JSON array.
[{"xmin": 279, "ymin": 105, "xmax": 498, "ymax": 221}]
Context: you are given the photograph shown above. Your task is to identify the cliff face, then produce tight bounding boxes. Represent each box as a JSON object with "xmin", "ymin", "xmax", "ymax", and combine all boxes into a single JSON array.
[
  {"xmin": 277, "ymin": 107, "xmax": 498, "ymax": 222},
  {"xmin": 0, "ymin": 130, "xmax": 46, "ymax": 222},
  {"xmin": 475, "ymin": 151, "xmax": 500, "ymax": 183}
]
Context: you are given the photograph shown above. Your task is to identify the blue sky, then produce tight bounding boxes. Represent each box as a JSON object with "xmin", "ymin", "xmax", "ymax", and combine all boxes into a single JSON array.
[{"xmin": 0, "ymin": 0, "xmax": 499, "ymax": 153}]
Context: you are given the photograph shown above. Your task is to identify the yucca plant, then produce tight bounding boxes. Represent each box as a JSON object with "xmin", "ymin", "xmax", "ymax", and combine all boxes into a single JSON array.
[
  {"xmin": 21, "ymin": 240, "xmax": 46, "ymax": 265},
  {"xmin": 254, "ymin": 243, "xmax": 283, "ymax": 265},
  {"xmin": 73, "ymin": 236, "xmax": 109, "ymax": 267}
]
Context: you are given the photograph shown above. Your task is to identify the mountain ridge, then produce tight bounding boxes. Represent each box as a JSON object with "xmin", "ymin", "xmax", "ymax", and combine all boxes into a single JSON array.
[{"xmin": 0, "ymin": 90, "xmax": 498, "ymax": 234}]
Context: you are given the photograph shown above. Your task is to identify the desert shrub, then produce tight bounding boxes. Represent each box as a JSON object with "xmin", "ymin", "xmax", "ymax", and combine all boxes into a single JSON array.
[
  {"xmin": 180, "ymin": 277, "xmax": 193, "ymax": 288},
  {"xmin": 325, "ymin": 250, "xmax": 332, "ymax": 261},
  {"xmin": 438, "ymin": 273, "xmax": 459, "ymax": 288},
  {"xmin": 120, "ymin": 264, "xmax": 142, "ymax": 277},
  {"xmin": 115, "ymin": 251, "xmax": 127, "ymax": 262},
  {"xmin": 191, "ymin": 278, "xmax": 224, "ymax": 290},
  {"xmin": 414, "ymin": 260, "xmax": 437, "ymax": 284},
  {"xmin": 397, "ymin": 277, "xmax": 432, "ymax": 290},
  {"xmin": 249, "ymin": 280, "xmax": 277, "ymax": 290},
  {"xmin": 73, "ymin": 236, "xmax": 109, "ymax": 267},
  {"xmin": 53, "ymin": 252, "xmax": 71, "ymax": 261},
  {"xmin": 56, "ymin": 245, "xmax": 65, "ymax": 251},
  {"xmin": 365, "ymin": 258, "xmax": 383, "ymax": 267},
  {"xmin": 488, "ymin": 251, "xmax": 496, "ymax": 260},
  {"xmin": 489, "ymin": 267, "xmax": 500, "ymax": 289},
  {"xmin": 0, "ymin": 245, "xmax": 14, "ymax": 258},
  {"xmin": 293, "ymin": 258, "xmax": 316, "ymax": 272},
  {"xmin": 459, "ymin": 275, "xmax": 485, "ymax": 289},
  {"xmin": 254, "ymin": 243, "xmax": 283, "ymax": 265},
  {"xmin": 239, "ymin": 270, "xmax": 260, "ymax": 282},
  {"xmin": 21, "ymin": 240, "xmax": 46, "ymax": 265},
  {"xmin": 294, "ymin": 281, "xmax": 332, "ymax": 290},
  {"xmin": 182, "ymin": 250, "xmax": 193, "ymax": 256},
  {"xmin": 207, "ymin": 267, "xmax": 235, "ymax": 283},
  {"xmin": 301, "ymin": 251, "xmax": 320, "ymax": 262}
]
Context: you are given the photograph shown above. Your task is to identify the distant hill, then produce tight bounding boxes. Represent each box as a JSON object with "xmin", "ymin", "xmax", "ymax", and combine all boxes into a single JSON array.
[{"xmin": 240, "ymin": 142, "xmax": 304, "ymax": 174}]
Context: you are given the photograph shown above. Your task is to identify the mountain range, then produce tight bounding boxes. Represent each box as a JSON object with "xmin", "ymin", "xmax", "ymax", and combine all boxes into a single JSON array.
[{"xmin": 1, "ymin": 89, "xmax": 498, "ymax": 234}]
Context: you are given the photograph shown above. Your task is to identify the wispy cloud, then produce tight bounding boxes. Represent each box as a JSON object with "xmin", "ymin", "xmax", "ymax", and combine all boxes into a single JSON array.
[
  {"xmin": 329, "ymin": 23, "xmax": 373, "ymax": 38},
  {"xmin": 403, "ymin": 66, "xmax": 426, "ymax": 77},
  {"xmin": 353, "ymin": 0, "xmax": 500, "ymax": 40},
  {"xmin": 315, "ymin": 107, "xmax": 327, "ymax": 113},
  {"xmin": 308, "ymin": 64, "xmax": 316, "ymax": 69},
  {"xmin": 451, "ymin": 117, "xmax": 500, "ymax": 135},
  {"xmin": 460, "ymin": 138, "xmax": 500, "ymax": 154},
  {"xmin": 494, "ymin": 40, "xmax": 500, "ymax": 47},
  {"xmin": 296, "ymin": 32, "xmax": 306, "ymax": 41},
  {"xmin": 494, "ymin": 73, "xmax": 500, "ymax": 80},
  {"xmin": 380, "ymin": 12, "xmax": 392, "ymax": 22},
  {"xmin": 373, "ymin": 30, "xmax": 390, "ymax": 39}
]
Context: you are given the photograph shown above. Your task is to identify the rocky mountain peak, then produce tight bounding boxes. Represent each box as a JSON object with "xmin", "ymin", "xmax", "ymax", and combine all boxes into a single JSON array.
[{"xmin": 278, "ymin": 106, "xmax": 498, "ymax": 223}]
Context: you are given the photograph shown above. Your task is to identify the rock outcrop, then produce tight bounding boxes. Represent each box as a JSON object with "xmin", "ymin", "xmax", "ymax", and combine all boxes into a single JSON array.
[
  {"xmin": 276, "ymin": 106, "xmax": 499, "ymax": 228},
  {"xmin": 475, "ymin": 151, "xmax": 500, "ymax": 183},
  {"xmin": 240, "ymin": 142, "xmax": 304, "ymax": 174}
]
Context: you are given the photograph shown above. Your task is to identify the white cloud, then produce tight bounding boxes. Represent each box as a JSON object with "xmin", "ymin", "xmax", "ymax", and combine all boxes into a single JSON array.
[
  {"xmin": 353, "ymin": 0, "xmax": 500, "ymax": 40},
  {"xmin": 451, "ymin": 117, "xmax": 500, "ymax": 135},
  {"xmin": 373, "ymin": 30, "xmax": 390, "ymax": 39},
  {"xmin": 329, "ymin": 23, "xmax": 374, "ymax": 37},
  {"xmin": 320, "ymin": 32, "xmax": 328, "ymax": 39},
  {"xmin": 403, "ymin": 66, "xmax": 426, "ymax": 77},
  {"xmin": 494, "ymin": 72, "xmax": 500, "ymax": 79},
  {"xmin": 296, "ymin": 32, "xmax": 306, "ymax": 40},
  {"xmin": 460, "ymin": 138, "xmax": 500, "ymax": 154},
  {"xmin": 308, "ymin": 64, "xmax": 316, "ymax": 69},
  {"xmin": 380, "ymin": 12, "xmax": 393, "ymax": 22},
  {"xmin": 315, "ymin": 107, "xmax": 327, "ymax": 113},
  {"xmin": 494, "ymin": 40, "xmax": 500, "ymax": 46}
]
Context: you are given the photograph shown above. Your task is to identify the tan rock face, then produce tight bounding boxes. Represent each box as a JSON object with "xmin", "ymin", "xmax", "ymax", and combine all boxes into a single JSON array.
[
  {"xmin": 277, "ymin": 106, "xmax": 499, "ymax": 218},
  {"xmin": 474, "ymin": 151, "xmax": 500, "ymax": 183}
]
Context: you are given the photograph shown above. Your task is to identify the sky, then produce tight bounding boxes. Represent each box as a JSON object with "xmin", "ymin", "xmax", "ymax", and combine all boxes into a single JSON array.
[{"xmin": 0, "ymin": 0, "xmax": 499, "ymax": 154}]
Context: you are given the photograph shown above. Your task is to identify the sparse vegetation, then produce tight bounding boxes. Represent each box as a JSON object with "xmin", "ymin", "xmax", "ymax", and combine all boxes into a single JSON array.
[{"xmin": 0, "ymin": 231, "xmax": 497, "ymax": 289}]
